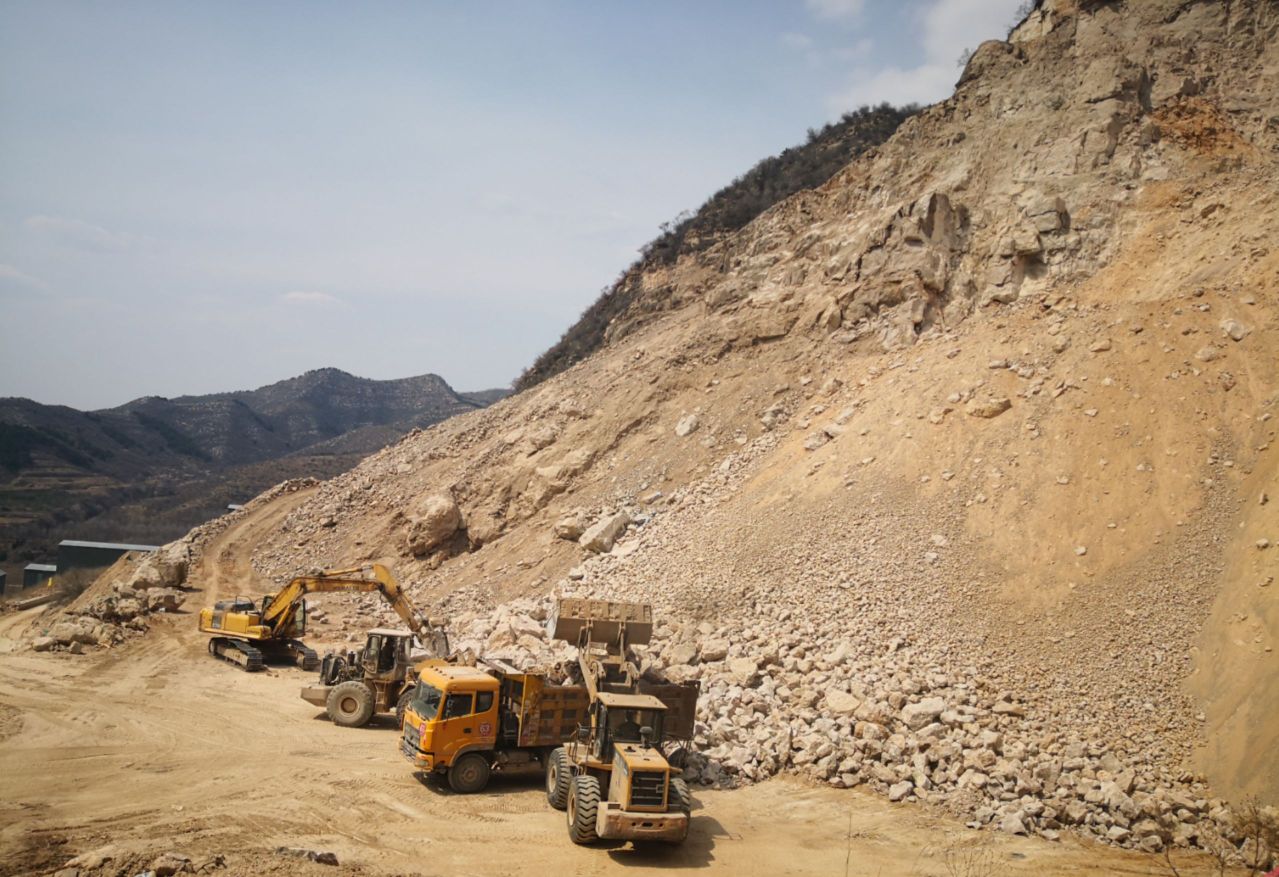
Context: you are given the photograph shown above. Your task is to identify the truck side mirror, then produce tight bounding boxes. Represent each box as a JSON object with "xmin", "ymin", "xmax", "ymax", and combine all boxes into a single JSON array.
[{"xmin": 576, "ymin": 724, "xmax": 590, "ymax": 743}]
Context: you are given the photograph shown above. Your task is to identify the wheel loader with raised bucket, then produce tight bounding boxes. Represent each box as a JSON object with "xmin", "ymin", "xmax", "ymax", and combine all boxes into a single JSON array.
[{"xmin": 545, "ymin": 598, "xmax": 700, "ymax": 846}]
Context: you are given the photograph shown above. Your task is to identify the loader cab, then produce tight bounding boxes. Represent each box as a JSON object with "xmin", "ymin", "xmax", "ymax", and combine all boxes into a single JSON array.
[
  {"xmin": 592, "ymin": 692, "xmax": 667, "ymax": 762},
  {"xmin": 361, "ymin": 628, "xmax": 413, "ymax": 679}
]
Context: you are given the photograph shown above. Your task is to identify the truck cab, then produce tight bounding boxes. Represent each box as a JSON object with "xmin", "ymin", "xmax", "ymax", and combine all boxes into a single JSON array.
[{"xmin": 400, "ymin": 664, "xmax": 501, "ymax": 792}]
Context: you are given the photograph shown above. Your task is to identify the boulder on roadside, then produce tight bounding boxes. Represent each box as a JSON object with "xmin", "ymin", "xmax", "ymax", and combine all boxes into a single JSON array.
[
  {"xmin": 32, "ymin": 636, "xmax": 56, "ymax": 652},
  {"xmin": 144, "ymin": 588, "xmax": 185, "ymax": 613},
  {"xmin": 966, "ymin": 397, "xmax": 1012, "ymax": 418},
  {"xmin": 49, "ymin": 620, "xmax": 96, "ymax": 646}
]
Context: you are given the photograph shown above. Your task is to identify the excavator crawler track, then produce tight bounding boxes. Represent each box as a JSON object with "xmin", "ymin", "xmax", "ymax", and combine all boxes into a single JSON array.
[
  {"xmin": 208, "ymin": 637, "xmax": 264, "ymax": 672},
  {"xmin": 286, "ymin": 640, "xmax": 319, "ymax": 671}
]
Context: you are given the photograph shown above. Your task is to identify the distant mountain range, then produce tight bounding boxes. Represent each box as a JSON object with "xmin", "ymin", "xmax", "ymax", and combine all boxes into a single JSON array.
[{"xmin": 0, "ymin": 368, "xmax": 507, "ymax": 580}]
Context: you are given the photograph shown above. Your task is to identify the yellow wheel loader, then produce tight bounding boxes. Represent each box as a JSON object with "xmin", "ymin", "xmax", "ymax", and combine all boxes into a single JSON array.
[
  {"xmin": 547, "ymin": 598, "xmax": 700, "ymax": 846},
  {"xmin": 198, "ymin": 563, "xmax": 448, "ymax": 673},
  {"xmin": 302, "ymin": 627, "xmax": 451, "ymax": 728}
]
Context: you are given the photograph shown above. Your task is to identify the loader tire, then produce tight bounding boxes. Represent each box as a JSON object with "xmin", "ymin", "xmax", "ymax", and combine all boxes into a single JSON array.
[
  {"xmin": 448, "ymin": 753, "xmax": 491, "ymax": 794},
  {"xmin": 327, "ymin": 681, "xmax": 375, "ymax": 728},
  {"xmin": 567, "ymin": 774, "xmax": 601, "ymax": 845},
  {"xmin": 395, "ymin": 689, "xmax": 414, "ymax": 729},
  {"xmin": 545, "ymin": 747, "xmax": 570, "ymax": 810},
  {"xmin": 669, "ymin": 777, "xmax": 692, "ymax": 817}
]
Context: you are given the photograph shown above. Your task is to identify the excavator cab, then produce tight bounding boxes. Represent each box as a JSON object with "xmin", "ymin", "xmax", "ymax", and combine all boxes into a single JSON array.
[{"xmin": 261, "ymin": 593, "xmax": 305, "ymax": 637}]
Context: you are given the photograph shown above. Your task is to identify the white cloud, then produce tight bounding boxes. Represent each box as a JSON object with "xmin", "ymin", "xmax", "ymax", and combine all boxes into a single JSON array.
[
  {"xmin": 281, "ymin": 290, "xmax": 342, "ymax": 306},
  {"xmin": 826, "ymin": 0, "xmax": 1025, "ymax": 114},
  {"xmin": 781, "ymin": 32, "xmax": 814, "ymax": 51},
  {"xmin": 805, "ymin": 0, "xmax": 865, "ymax": 21},
  {"xmin": 23, "ymin": 214, "xmax": 138, "ymax": 252},
  {"xmin": 0, "ymin": 263, "xmax": 50, "ymax": 293}
]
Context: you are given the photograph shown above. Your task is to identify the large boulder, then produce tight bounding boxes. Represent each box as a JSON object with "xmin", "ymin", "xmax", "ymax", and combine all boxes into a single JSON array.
[
  {"xmin": 553, "ymin": 509, "xmax": 588, "ymax": 541},
  {"xmin": 144, "ymin": 588, "xmax": 185, "ymax": 613},
  {"xmin": 405, "ymin": 494, "xmax": 463, "ymax": 555},
  {"xmin": 579, "ymin": 511, "xmax": 631, "ymax": 554},
  {"xmin": 49, "ymin": 620, "xmax": 96, "ymax": 646}
]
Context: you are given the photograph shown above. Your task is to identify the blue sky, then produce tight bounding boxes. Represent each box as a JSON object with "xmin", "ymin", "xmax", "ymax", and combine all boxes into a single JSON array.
[{"xmin": 0, "ymin": 0, "xmax": 1025, "ymax": 408}]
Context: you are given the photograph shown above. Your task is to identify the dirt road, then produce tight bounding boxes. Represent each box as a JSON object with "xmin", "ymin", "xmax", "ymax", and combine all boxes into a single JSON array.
[{"xmin": 0, "ymin": 497, "xmax": 1235, "ymax": 876}]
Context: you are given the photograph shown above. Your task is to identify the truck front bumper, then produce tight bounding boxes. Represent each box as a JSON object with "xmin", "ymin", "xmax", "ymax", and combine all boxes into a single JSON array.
[
  {"xmin": 597, "ymin": 803, "xmax": 689, "ymax": 843},
  {"xmin": 400, "ymin": 734, "xmax": 433, "ymax": 771}
]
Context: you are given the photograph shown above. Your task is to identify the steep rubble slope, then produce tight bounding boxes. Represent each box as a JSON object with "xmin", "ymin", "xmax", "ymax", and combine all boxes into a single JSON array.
[{"xmin": 169, "ymin": 0, "xmax": 1276, "ymax": 858}]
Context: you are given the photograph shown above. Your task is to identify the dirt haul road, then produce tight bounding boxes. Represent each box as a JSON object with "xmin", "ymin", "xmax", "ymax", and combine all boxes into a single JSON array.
[{"xmin": 0, "ymin": 498, "xmax": 1233, "ymax": 876}]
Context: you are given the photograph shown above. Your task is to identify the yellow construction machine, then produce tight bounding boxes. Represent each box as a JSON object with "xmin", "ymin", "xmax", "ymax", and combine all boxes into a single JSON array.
[
  {"xmin": 545, "ymin": 598, "xmax": 699, "ymax": 846},
  {"xmin": 397, "ymin": 600, "xmax": 698, "ymax": 822},
  {"xmin": 198, "ymin": 563, "xmax": 448, "ymax": 672}
]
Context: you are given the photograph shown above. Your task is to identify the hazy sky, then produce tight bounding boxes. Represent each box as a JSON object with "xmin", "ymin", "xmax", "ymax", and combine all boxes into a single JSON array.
[{"xmin": 1, "ymin": 0, "xmax": 1025, "ymax": 409}]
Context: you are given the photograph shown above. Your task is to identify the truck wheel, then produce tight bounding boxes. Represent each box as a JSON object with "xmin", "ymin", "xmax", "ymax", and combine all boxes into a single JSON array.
[
  {"xmin": 395, "ymin": 689, "xmax": 414, "ymax": 729},
  {"xmin": 545, "ymin": 747, "xmax": 570, "ymax": 810},
  {"xmin": 327, "ymin": 681, "xmax": 375, "ymax": 728},
  {"xmin": 567, "ymin": 774, "xmax": 601, "ymax": 844},
  {"xmin": 448, "ymin": 753, "xmax": 491, "ymax": 794}
]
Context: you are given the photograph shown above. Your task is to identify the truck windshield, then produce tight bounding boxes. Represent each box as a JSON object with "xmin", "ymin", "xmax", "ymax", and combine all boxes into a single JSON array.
[{"xmin": 413, "ymin": 682, "xmax": 443, "ymax": 720}]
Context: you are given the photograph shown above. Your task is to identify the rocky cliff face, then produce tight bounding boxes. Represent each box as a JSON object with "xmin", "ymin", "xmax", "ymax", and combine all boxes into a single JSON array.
[{"xmin": 184, "ymin": 0, "xmax": 1275, "ymax": 858}]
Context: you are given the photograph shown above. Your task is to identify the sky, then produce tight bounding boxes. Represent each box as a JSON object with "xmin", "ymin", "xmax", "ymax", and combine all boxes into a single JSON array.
[{"xmin": 0, "ymin": 0, "xmax": 1027, "ymax": 409}]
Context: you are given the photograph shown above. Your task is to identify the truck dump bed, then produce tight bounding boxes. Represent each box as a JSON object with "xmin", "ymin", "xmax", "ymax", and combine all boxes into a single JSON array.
[
  {"xmin": 486, "ymin": 662, "xmax": 698, "ymax": 747},
  {"xmin": 639, "ymin": 680, "xmax": 700, "ymax": 741},
  {"xmin": 500, "ymin": 672, "xmax": 591, "ymax": 748}
]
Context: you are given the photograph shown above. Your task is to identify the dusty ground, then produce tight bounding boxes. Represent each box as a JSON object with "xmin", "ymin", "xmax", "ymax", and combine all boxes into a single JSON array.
[{"xmin": 0, "ymin": 496, "xmax": 1242, "ymax": 877}]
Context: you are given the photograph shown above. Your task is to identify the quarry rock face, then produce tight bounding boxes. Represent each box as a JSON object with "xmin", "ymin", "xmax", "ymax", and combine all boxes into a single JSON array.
[{"xmin": 48, "ymin": 0, "xmax": 1277, "ymax": 860}]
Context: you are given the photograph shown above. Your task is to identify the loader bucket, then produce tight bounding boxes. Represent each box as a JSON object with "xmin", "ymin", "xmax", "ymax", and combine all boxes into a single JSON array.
[{"xmin": 548, "ymin": 598, "xmax": 653, "ymax": 646}]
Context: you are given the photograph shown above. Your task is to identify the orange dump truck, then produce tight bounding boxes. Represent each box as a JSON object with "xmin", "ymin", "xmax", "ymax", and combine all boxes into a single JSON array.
[{"xmin": 399, "ymin": 657, "xmax": 697, "ymax": 798}]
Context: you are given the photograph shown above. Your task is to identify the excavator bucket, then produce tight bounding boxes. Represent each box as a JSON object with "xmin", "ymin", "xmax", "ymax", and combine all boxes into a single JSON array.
[{"xmin": 548, "ymin": 598, "xmax": 653, "ymax": 647}]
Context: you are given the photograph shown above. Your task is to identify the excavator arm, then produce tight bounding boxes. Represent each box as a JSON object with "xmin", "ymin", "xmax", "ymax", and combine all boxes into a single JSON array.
[{"xmin": 262, "ymin": 564, "xmax": 449, "ymax": 657}]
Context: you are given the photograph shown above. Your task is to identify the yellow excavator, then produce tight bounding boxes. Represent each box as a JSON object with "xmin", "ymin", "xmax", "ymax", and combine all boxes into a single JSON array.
[{"xmin": 198, "ymin": 563, "xmax": 448, "ymax": 672}]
